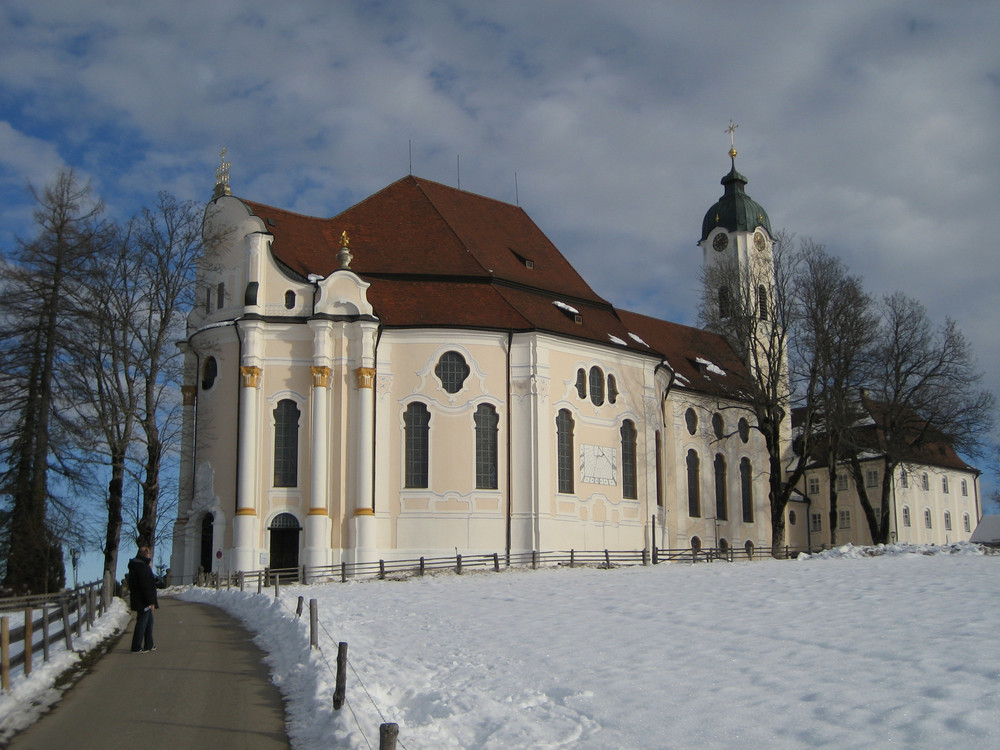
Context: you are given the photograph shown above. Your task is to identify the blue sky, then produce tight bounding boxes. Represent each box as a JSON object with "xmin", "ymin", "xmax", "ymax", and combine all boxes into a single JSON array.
[{"xmin": 2, "ymin": 1, "xmax": 998, "ymax": 577}]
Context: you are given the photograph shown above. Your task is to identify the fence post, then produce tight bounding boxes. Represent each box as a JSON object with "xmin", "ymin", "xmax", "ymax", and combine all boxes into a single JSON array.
[
  {"xmin": 274, "ymin": 573, "xmax": 280, "ymax": 598},
  {"xmin": 257, "ymin": 572, "xmax": 263, "ymax": 595},
  {"xmin": 23, "ymin": 607, "xmax": 32, "ymax": 676},
  {"xmin": 532, "ymin": 550, "xmax": 538, "ymax": 570},
  {"xmin": 61, "ymin": 597, "xmax": 73, "ymax": 651},
  {"xmin": 41, "ymin": 604, "xmax": 50, "ymax": 663},
  {"xmin": 1, "ymin": 616, "xmax": 9, "ymax": 693},
  {"xmin": 419, "ymin": 557, "xmax": 425, "ymax": 576},
  {"xmin": 310, "ymin": 599, "xmax": 318, "ymax": 649},
  {"xmin": 301, "ymin": 564, "xmax": 307, "ymax": 585},
  {"xmin": 332, "ymin": 642, "xmax": 348, "ymax": 710},
  {"xmin": 341, "ymin": 561, "xmax": 347, "ymax": 583},
  {"xmin": 379, "ymin": 560, "xmax": 385, "ymax": 580},
  {"xmin": 569, "ymin": 549, "xmax": 575, "ymax": 568},
  {"xmin": 296, "ymin": 596, "xmax": 304, "ymax": 618},
  {"xmin": 380, "ymin": 722, "xmax": 399, "ymax": 750},
  {"xmin": 604, "ymin": 550, "xmax": 611, "ymax": 568},
  {"xmin": 239, "ymin": 571, "xmax": 245, "ymax": 592},
  {"xmin": 642, "ymin": 548, "xmax": 649, "ymax": 566},
  {"xmin": 493, "ymin": 553, "xmax": 500, "ymax": 572},
  {"xmin": 456, "ymin": 554, "xmax": 462, "ymax": 575}
]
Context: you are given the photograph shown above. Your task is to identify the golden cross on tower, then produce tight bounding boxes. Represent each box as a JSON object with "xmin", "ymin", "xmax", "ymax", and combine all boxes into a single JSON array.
[
  {"xmin": 216, "ymin": 147, "xmax": 230, "ymax": 187},
  {"xmin": 726, "ymin": 120, "xmax": 738, "ymax": 160}
]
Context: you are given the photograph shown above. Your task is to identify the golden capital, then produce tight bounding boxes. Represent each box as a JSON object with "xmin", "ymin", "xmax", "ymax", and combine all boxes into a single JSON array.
[
  {"xmin": 355, "ymin": 366, "xmax": 376, "ymax": 389},
  {"xmin": 181, "ymin": 385, "xmax": 197, "ymax": 406},
  {"xmin": 307, "ymin": 507, "xmax": 329, "ymax": 516},
  {"xmin": 311, "ymin": 366, "xmax": 331, "ymax": 388},
  {"xmin": 353, "ymin": 507, "xmax": 375, "ymax": 516},
  {"xmin": 236, "ymin": 507, "xmax": 257, "ymax": 516},
  {"xmin": 240, "ymin": 365, "xmax": 262, "ymax": 388}
]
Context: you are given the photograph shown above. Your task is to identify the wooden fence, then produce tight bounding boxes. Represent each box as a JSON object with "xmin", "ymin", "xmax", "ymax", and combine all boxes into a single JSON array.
[
  {"xmin": 193, "ymin": 544, "xmax": 821, "ymax": 591},
  {"xmin": 0, "ymin": 579, "xmax": 111, "ymax": 693}
]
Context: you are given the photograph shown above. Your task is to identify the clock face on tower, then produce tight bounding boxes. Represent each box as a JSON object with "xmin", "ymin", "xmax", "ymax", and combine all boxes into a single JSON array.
[
  {"xmin": 712, "ymin": 232, "xmax": 729, "ymax": 252},
  {"xmin": 754, "ymin": 231, "xmax": 766, "ymax": 252}
]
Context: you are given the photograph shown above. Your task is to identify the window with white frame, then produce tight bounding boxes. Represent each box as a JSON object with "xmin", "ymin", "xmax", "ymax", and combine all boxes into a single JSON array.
[
  {"xmin": 924, "ymin": 508, "xmax": 932, "ymax": 529},
  {"xmin": 865, "ymin": 469, "xmax": 879, "ymax": 488},
  {"xmin": 944, "ymin": 510, "xmax": 952, "ymax": 531},
  {"xmin": 961, "ymin": 479, "xmax": 968, "ymax": 496},
  {"xmin": 902, "ymin": 506, "xmax": 911, "ymax": 527},
  {"xmin": 900, "ymin": 468, "xmax": 908, "ymax": 488},
  {"xmin": 921, "ymin": 473, "xmax": 930, "ymax": 491},
  {"xmin": 838, "ymin": 509, "xmax": 851, "ymax": 530},
  {"xmin": 964, "ymin": 513, "xmax": 971, "ymax": 533},
  {"xmin": 942, "ymin": 476, "xmax": 949, "ymax": 494},
  {"xmin": 837, "ymin": 473, "xmax": 849, "ymax": 492},
  {"xmin": 810, "ymin": 513, "xmax": 822, "ymax": 532},
  {"xmin": 808, "ymin": 476, "xmax": 820, "ymax": 495}
]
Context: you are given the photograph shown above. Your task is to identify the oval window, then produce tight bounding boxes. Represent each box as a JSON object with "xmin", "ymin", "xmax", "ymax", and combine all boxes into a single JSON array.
[{"xmin": 201, "ymin": 356, "xmax": 218, "ymax": 390}]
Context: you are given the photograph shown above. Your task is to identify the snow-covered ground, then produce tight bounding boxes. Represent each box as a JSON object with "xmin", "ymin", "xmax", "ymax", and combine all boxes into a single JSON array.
[
  {"xmin": 180, "ymin": 544, "xmax": 1000, "ymax": 749},
  {"xmin": 0, "ymin": 597, "xmax": 130, "ymax": 742}
]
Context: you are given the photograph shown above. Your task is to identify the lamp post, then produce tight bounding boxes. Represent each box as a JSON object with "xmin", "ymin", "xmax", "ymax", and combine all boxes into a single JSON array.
[{"xmin": 70, "ymin": 548, "xmax": 80, "ymax": 589}]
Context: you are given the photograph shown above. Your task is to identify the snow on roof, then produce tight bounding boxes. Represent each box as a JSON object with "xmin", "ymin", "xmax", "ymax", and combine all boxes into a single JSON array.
[
  {"xmin": 970, "ymin": 516, "xmax": 1000, "ymax": 544},
  {"xmin": 608, "ymin": 334, "xmax": 627, "ymax": 346},
  {"xmin": 552, "ymin": 300, "xmax": 579, "ymax": 315},
  {"xmin": 695, "ymin": 357, "xmax": 726, "ymax": 377},
  {"xmin": 628, "ymin": 332, "xmax": 650, "ymax": 347}
]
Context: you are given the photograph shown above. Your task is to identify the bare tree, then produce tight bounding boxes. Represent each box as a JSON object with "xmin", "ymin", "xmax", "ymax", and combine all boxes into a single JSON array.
[
  {"xmin": 0, "ymin": 170, "xmax": 104, "ymax": 593},
  {"xmin": 791, "ymin": 247, "xmax": 877, "ymax": 545},
  {"xmin": 846, "ymin": 293, "xmax": 995, "ymax": 543},
  {"xmin": 132, "ymin": 194, "xmax": 204, "ymax": 555}
]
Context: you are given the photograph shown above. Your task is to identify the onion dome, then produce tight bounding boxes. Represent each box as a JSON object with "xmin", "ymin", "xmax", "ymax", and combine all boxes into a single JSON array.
[{"xmin": 700, "ymin": 159, "xmax": 771, "ymax": 241}]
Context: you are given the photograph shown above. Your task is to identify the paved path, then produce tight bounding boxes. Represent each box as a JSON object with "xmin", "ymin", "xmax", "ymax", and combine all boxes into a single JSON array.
[{"xmin": 8, "ymin": 597, "xmax": 289, "ymax": 749}]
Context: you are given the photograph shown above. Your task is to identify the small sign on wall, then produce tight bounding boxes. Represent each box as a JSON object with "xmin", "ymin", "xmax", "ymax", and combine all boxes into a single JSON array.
[{"xmin": 260, "ymin": 552, "xmax": 270, "ymax": 565}]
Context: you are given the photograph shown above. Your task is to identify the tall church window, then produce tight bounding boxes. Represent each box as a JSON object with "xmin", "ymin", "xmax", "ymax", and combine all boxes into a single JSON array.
[
  {"xmin": 474, "ymin": 404, "xmax": 499, "ymax": 490},
  {"xmin": 621, "ymin": 420, "xmax": 637, "ymax": 499},
  {"xmin": 556, "ymin": 410, "xmax": 574, "ymax": 493},
  {"xmin": 687, "ymin": 449, "xmax": 701, "ymax": 517},
  {"xmin": 576, "ymin": 369, "xmax": 587, "ymax": 399},
  {"xmin": 719, "ymin": 286, "xmax": 731, "ymax": 319},
  {"xmin": 654, "ymin": 431, "xmax": 663, "ymax": 507},
  {"xmin": 273, "ymin": 399, "xmax": 300, "ymax": 487},
  {"xmin": 404, "ymin": 403, "xmax": 430, "ymax": 488},
  {"xmin": 435, "ymin": 351, "xmax": 470, "ymax": 394},
  {"xmin": 589, "ymin": 367, "xmax": 605, "ymax": 406},
  {"xmin": 740, "ymin": 457, "xmax": 754, "ymax": 523},
  {"xmin": 714, "ymin": 454, "xmax": 728, "ymax": 521},
  {"xmin": 712, "ymin": 413, "xmax": 725, "ymax": 439},
  {"xmin": 758, "ymin": 285, "xmax": 768, "ymax": 321},
  {"xmin": 607, "ymin": 374, "xmax": 618, "ymax": 404}
]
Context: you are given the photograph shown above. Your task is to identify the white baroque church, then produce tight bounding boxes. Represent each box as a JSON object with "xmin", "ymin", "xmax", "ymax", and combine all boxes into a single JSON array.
[{"xmin": 168, "ymin": 149, "xmax": 787, "ymax": 581}]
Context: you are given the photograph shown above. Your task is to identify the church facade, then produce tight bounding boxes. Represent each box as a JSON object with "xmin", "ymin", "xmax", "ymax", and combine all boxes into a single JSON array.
[{"xmin": 170, "ymin": 157, "xmax": 780, "ymax": 581}]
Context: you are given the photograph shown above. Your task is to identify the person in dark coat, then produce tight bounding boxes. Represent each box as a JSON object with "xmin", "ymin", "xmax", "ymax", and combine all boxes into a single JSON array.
[{"xmin": 128, "ymin": 545, "xmax": 159, "ymax": 653}]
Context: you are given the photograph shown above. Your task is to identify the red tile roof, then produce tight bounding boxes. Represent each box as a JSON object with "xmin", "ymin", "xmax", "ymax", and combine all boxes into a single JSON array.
[{"xmin": 235, "ymin": 175, "xmax": 750, "ymax": 398}]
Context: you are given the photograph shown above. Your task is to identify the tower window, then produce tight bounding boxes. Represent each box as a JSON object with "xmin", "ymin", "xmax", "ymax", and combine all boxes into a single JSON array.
[
  {"xmin": 284, "ymin": 290, "xmax": 296, "ymax": 310},
  {"xmin": 217, "ymin": 282, "xmax": 225, "ymax": 310},
  {"xmin": 201, "ymin": 356, "xmax": 218, "ymax": 391},
  {"xmin": 758, "ymin": 285, "xmax": 768, "ymax": 321}
]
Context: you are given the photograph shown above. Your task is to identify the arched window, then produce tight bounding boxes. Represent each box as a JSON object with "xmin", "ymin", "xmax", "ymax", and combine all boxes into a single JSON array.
[
  {"xmin": 738, "ymin": 418, "xmax": 750, "ymax": 443},
  {"xmin": 719, "ymin": 538, "xmax": 729, "ymax": 552},
  {"xmin": 964, "ymin": 513, "xmax": 971, "ymax": 533},
  {"xmin": 404, "ymin": 403, "xmax": 430, "ymax": 488},
  {"xmin": 714, "ymin": 454, "xmax": 728, "ymax": 521},
  {"xmin": 474, "ymin": 404, "xmax": 499, "ymax": 490},
  {"xmin": 200, "ymin": 513, "xmax": 214, "ymax": 574},
  {"xmin": 687, "ymin": 449, "xmax": 701, "ymax": 517},
  {"xmin": 719, "ymin": 286, "xmax": 731, "ymax": 318},
  {"xmin": 744, "ymin": 540, "xmax": 755, "ymax": 558},
  {"xmin": 268, "ymin": 512, "xmax": 301, "ymax": 571},
  {"xmin": 589, "ymin": 367, "xmax": 605, "ymax": 406},
  {"xmin": 556, "ymin": 410, "xmax": 574, "ymax": 493},
  {"xmin": 201, "ymin": 356, "xmax": 218, "ymax": 390},
  {"xmin": 961, "ymin": 479, "xmax": 968, "ymax": 496},
  {"xmin": 621, "ymin": 420, "xmax": 637, "ymax": 499},
  {"xmin": 685, "ymin": 408, "xmax": 698, "ymax": 436},
  {"xmin": 575, "ymin": 369, "xmax": 587, "ymax": 399},
  {"xmin": 740, "ymin": 458, "xmax": 754, "ymax": 523},
  {"xmin": 691, "ymin": 536, "xmax": 702, "ymax": 553},
  {"xmin": 607, "ymin": 374, "xmax": 618, "ymax": 404},
  {"xmin": 924, "ymin": 507, "xmax": 932, "ymax": 529},
  {"xmin": 435, "ymin": 351, "xmax": 470, "ymax": 394},
  {"xmin": 942, "ymin": 476, "xmax": 950, "ymax": 494},
  {"xmin": 758, "ymin": 285, "xmax": 768, "ymax": 321},
  {"xmin": 284, "ymin": 290, "xmax": 295, "ymax": 309},
  {"xmin": 273, "ymin": 399, "xmax": 300, "ymax": 487},
  {"xmin": 944, "ymin": 510, "xmax": 952, "ymax": 531},
  {"xmin": 921, "ymin": 473, "xmax": 930, "ymax": 491},
  {"xmin": 902, "ymin": 505, "xmax": 911, "ymax": 527}
]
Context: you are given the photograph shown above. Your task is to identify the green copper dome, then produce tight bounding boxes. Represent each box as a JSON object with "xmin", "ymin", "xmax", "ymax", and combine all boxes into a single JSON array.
[{"xmin": 700, "ymin": 161, "xmax": 772, "ymax": 241}]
